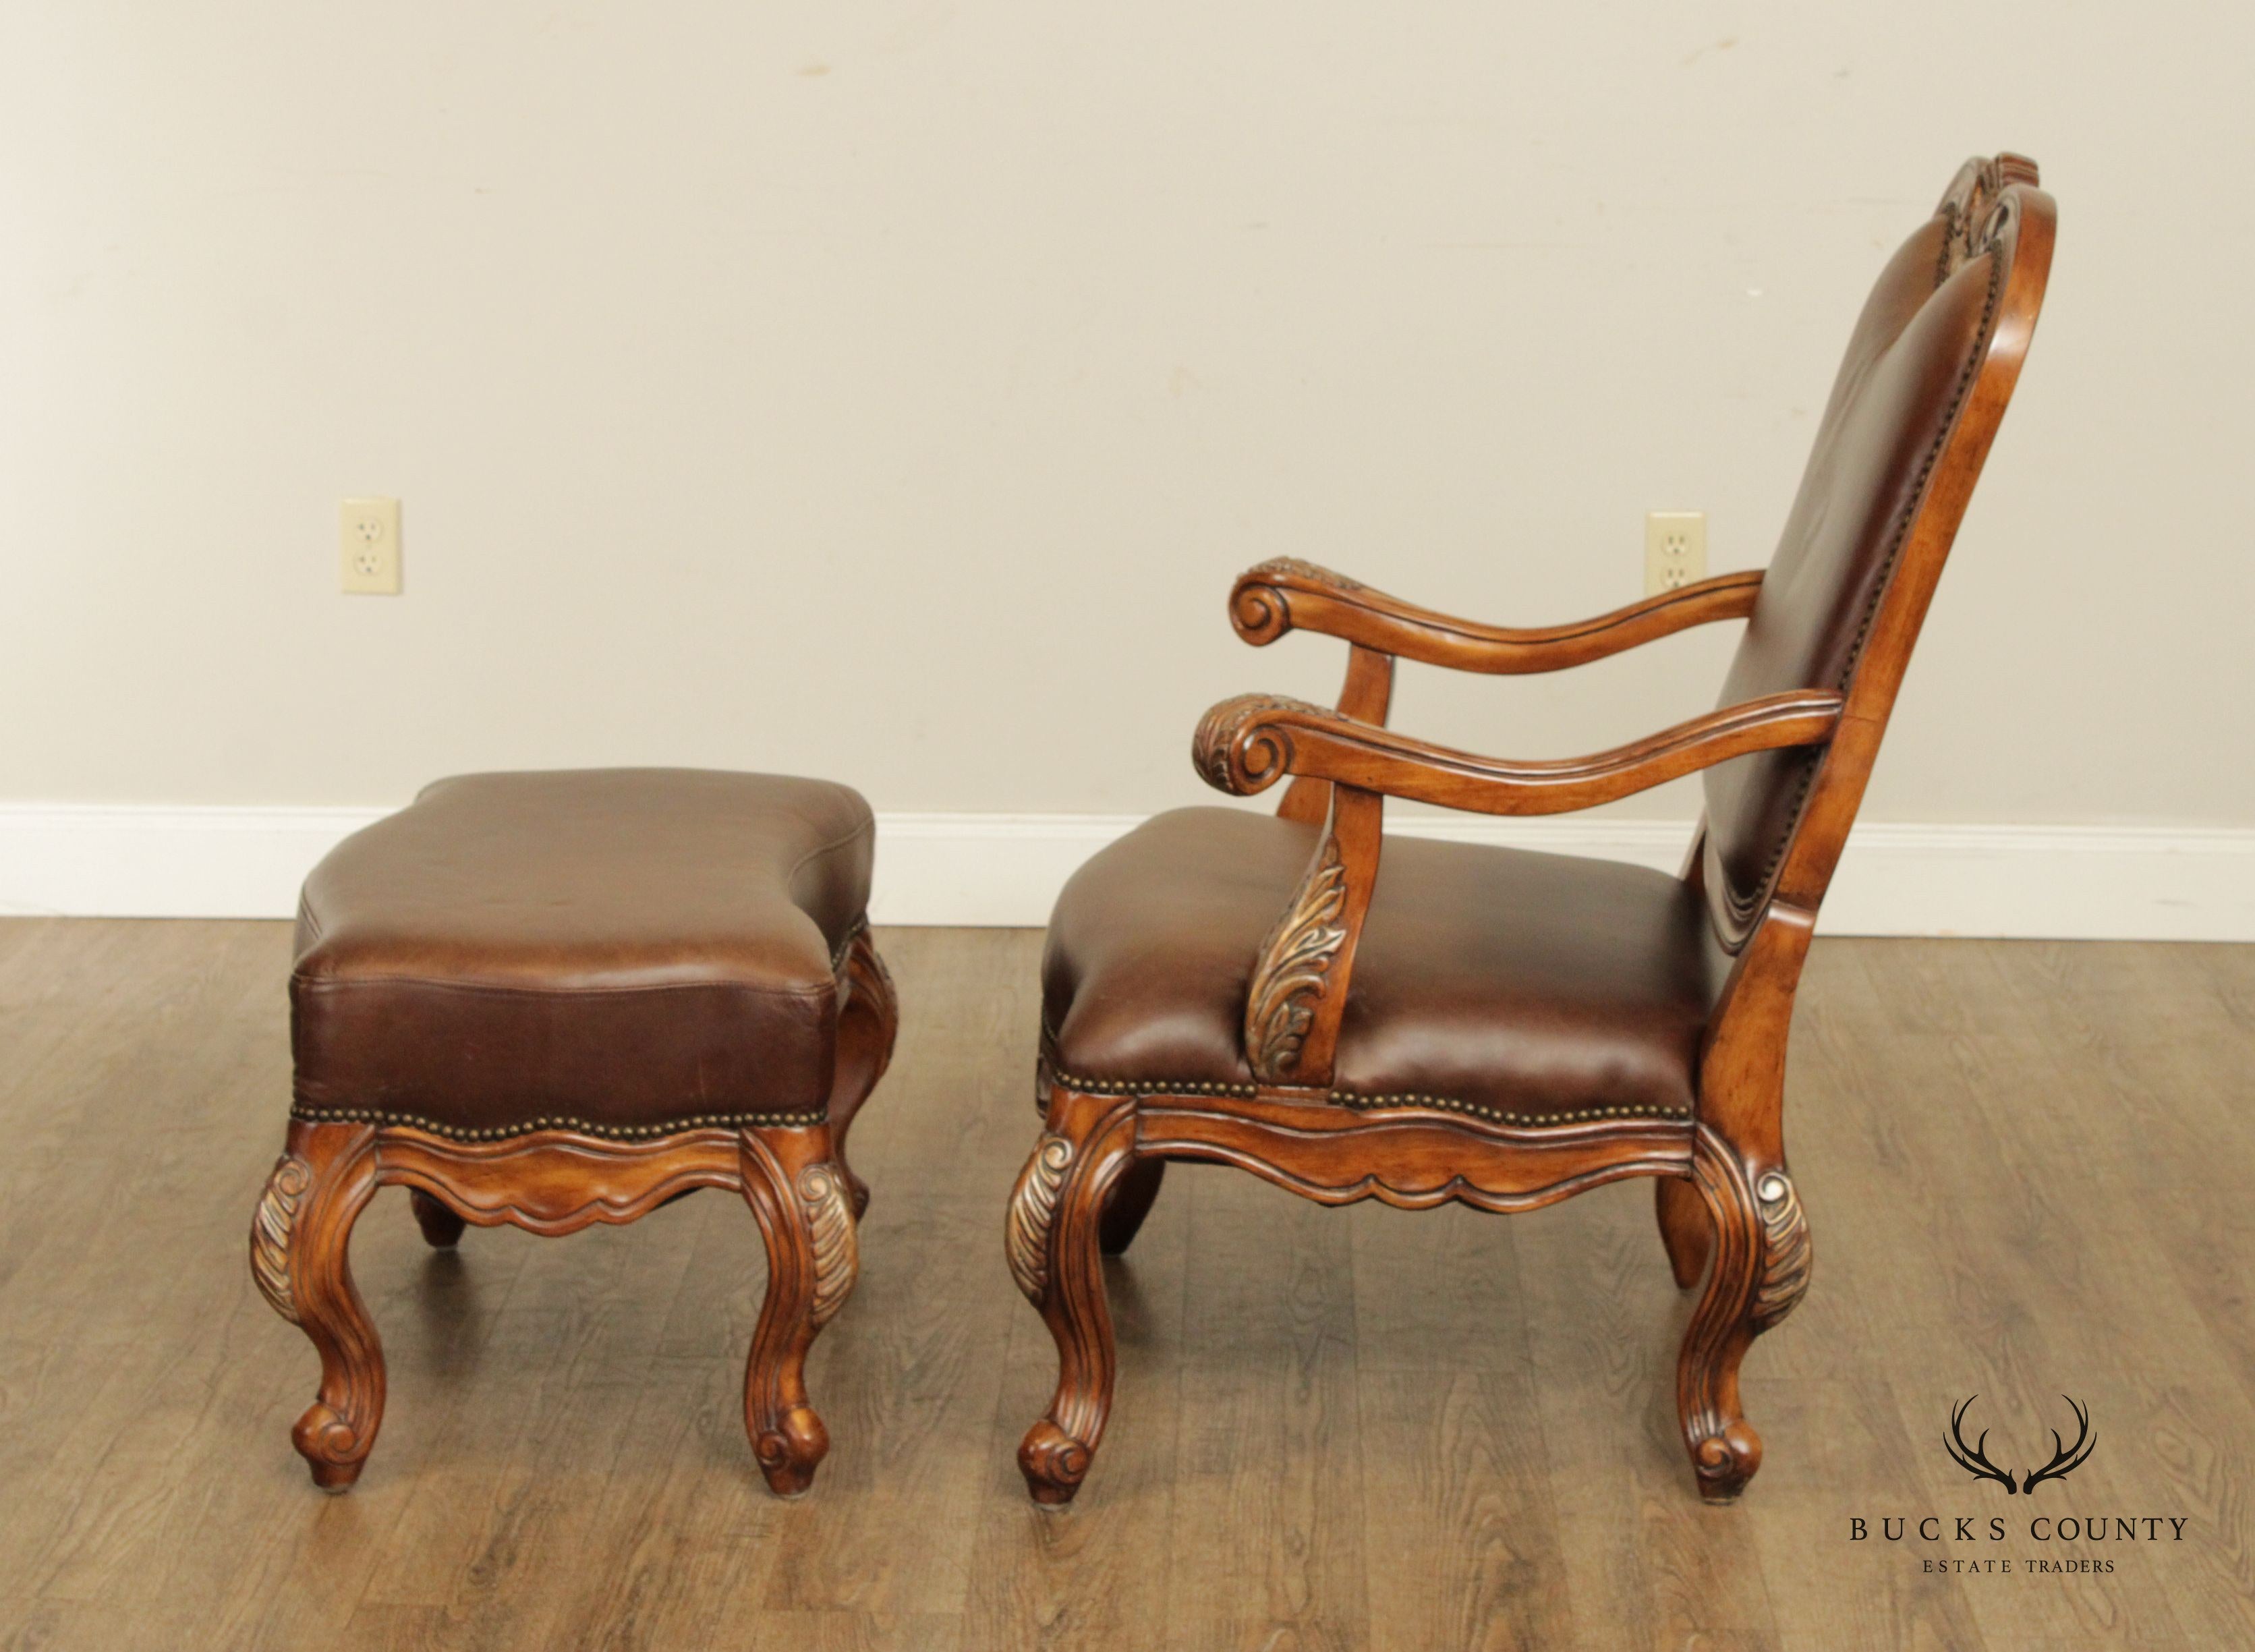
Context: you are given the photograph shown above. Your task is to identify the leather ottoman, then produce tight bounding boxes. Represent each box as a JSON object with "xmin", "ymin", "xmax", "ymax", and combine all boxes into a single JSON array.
[{"xmin": 249, "ymin": 770, "xmax": 896, "ymax": 1497}]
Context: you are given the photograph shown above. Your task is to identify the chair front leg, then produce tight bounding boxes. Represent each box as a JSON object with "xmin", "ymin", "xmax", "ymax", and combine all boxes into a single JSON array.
[
  {"xmin": 1009, "ymin": 1087, "xmax": 1139, "ymax": 1506},
  {"xmin": 739, "ymin": 1126, "xmax": 859, "ymax": 1498},
  {"xmin": 252, "ymin": 1120, "xmax": 385, "ymax": 1491},
  {"xmin": 1675, "ymin": 1125, "xmax": 1811, "ymax": 1501}
]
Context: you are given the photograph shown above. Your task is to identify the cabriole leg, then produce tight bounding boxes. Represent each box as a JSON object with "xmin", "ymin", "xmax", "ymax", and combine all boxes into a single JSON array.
[
  {"xmin": 251, "ymin": 1120, "xmax": 384, "ymax": 1491},
  {"xmin": 828, "ymin": 928, "xmax": 898, "ymax": 1219},
  {"xmin": 1098, "ymin": 1157, "xmax": 1167, "ymax": 1257},
  {"xmin": 739, "ymin": 1127, "xmax": 859, "ymax": 1498},
  {"xmin": 1008, "ymin": 1089, "xmax": 1138, "ymax": 1507},
  {"xmin": 1675, "ymin": 1125, "xmax": 1810, "ymax": 1501}
]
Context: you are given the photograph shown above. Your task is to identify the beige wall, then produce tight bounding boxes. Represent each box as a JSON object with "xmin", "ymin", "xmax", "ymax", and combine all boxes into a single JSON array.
[{"xmin": 3, "ymin": 3, "xmax": 2248, "ymax": 827}]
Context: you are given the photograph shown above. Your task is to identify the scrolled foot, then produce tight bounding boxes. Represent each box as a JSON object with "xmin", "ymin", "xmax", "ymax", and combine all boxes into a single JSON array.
[
  {"xmin": 1690, "ymin": 1420, "xmax": 1765, "ymax": 1503},
  {"xmin": 295, "ymin": 1403, "xmax": 374, "ymax": 1492},
  {"xmin": 753, "ymin": 1404, "xmax": 831, "ymax": 1499},
  {"xmin": 1018, "ymin": 1420, "xmax": 1094, "ymax": 1508}
]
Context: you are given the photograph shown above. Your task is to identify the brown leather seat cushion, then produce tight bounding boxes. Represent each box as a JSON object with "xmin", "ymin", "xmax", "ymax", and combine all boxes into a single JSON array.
[
  {"xmin": 291, "ymin": 770, "xmax": 874, "ymax": 1137},
  {"xmin": 1042, "ymin": 808, "xmax": 1730, "ymax": 1124}
]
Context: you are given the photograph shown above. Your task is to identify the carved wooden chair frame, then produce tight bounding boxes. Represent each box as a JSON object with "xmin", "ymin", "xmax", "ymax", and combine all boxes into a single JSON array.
[
  {"xmin": 1010, "ymin": 156, "xmax": 2053, "ymax": 1506},
  {"xmin": 252, "ymin": 928, "xmax": 896, "ymax": 1498}
]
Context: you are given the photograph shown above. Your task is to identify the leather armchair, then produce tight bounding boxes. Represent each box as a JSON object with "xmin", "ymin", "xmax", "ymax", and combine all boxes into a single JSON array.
[{"xmin": 1008, "ymin": 154, "xmax": 2056, "ymax": 1507}]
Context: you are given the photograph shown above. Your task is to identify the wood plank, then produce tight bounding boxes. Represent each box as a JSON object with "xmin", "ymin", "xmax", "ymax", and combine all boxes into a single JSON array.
[
  {"xmin": 1164, "ymin": 1176, "xmax": 1368, "ymax": 1651},
  {"xmin": 1350, "ymin": 1200, "xmax": 1575, "ymax": 1652},
  {"xmin": 0, "ymin": 921, "xmax": 2250, "ymax": 1651}
]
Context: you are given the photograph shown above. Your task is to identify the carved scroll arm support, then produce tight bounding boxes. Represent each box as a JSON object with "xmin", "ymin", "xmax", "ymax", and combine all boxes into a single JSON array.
[
  {"xmin": 1193, "ymin": 688, "xmax": 1844, "ymax": 818},
  {"xmin": 1238, "ymin": 781, "xmax": 1384, "ymax": 1090}
]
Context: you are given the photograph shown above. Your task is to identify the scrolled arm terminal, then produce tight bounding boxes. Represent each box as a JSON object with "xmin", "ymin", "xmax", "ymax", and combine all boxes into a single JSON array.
[
  {"xmin": 1193, "ymin": 694, "xmax": 1341, "ymax": 796},
  {"xmin": 1230, "ymin": 559, "xmax": 1367, "ymax": 646}
]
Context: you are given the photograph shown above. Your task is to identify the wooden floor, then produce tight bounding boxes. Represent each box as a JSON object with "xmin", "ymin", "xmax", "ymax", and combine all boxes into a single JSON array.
[{"xmin": 1, "ymin": 921, "xmax": 2252, "ymax": 1650}]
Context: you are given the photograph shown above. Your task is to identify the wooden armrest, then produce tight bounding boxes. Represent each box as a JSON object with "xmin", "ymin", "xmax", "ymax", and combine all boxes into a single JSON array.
[
  {"xmin": 1194, "ymin": 688, "xmax": 1844, "ymax": 817},
  {"xmin": 1229, "ymin": 558, "xmax": 1764, "ymax": 674}
]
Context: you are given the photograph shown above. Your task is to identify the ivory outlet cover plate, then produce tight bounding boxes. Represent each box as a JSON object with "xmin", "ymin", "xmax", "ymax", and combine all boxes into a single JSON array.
[
  {"xmin": 1645, "ymin": 510, "xmax": 1706, "ymax": 596},
  {"xmin": 340, "ymin": 498, "xmax": 401, "ymax": 595}
]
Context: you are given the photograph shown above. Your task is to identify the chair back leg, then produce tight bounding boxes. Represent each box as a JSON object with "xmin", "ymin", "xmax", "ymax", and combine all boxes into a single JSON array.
[{"xmin": 1675, "ymin": 1124, "xmax": 1811, "ymax": 1500}]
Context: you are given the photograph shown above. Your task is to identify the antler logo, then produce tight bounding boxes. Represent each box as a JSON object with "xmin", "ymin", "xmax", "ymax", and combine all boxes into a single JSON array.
[{"xmin": 1945, "ymin": 1395, "xmax": 2095, "ymax": 1494}]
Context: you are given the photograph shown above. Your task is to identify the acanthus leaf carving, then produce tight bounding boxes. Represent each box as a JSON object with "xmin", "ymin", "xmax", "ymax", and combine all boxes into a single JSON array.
[
  {"xmin": 797, "ymin": 1163, "xmax": 859, "ymax": 1328},
  {"xmin": 1006, "ymin": 1134, "xmax": 1074, "ymax": 1303},
  {"xmin": 1245, "ymin": 557, "xmax": 1363, "ymax": 592},
  {"xmin": 251, "ymin": 1153, "xmax": 313, "ymax": 1324},
  {"xmin": 1244, "ymin": 832, "xmax": 1350, "ymax": 1083},
  {"xmin": 1751, "ymin": 1170, "xmax": 1810, "ymax": 1331}
]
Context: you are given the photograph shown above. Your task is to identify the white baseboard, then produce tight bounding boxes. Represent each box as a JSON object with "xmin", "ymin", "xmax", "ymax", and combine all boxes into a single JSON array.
[{"xmin": 1, "ymin": 803, "xmax": 2250, "ymax": 940}]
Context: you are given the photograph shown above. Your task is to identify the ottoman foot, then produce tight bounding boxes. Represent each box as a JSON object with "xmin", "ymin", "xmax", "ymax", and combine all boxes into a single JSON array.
[
  {"xmin": 252, "ymin": 1121, "xmax": 387, "ymax": 1491},
  {"xmin": 740, "ymin": 1128, "xmax": 860, "ymax": 1498}
]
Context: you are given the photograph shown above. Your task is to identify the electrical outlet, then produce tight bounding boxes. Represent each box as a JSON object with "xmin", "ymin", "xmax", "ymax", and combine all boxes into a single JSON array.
[
  {"xmin": 339, "ymin": 498, "xmax": 401, "ymax": 595},
  {"xmin": 1645, "ymin": 510, "xmax": 1706, "ymax": 596}
]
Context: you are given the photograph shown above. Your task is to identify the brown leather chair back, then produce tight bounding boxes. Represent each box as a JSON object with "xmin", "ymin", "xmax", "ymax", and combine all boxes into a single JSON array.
[{"xmin": 1699, "ymin": 155, "xmax": 2055, "ymax": 947}]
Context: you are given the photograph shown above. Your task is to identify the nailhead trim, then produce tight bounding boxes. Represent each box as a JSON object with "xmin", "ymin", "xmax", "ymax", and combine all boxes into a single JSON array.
[
  {"xmin": 1728, "ymin": 227, "xmax": 2009, "ymax": 925},
  {"xmin": 288, "ymin": 1106, "xmax": 825, "ymax": 1142},
  {"xmin": 1330, "ymin": 1091, "xmax": 1688, "ymax": 1127},
  {"xmin": 1039, "ymin": 1056, "xmax": 1688, "ymax": 1131}
]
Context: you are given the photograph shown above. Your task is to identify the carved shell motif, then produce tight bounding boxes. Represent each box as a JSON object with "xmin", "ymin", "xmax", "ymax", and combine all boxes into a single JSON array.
[
  {"xmin": 798, "ymin": 1164, "xmax": 859, "ymax": 1328},
  {"xmin": 250, "ymin": 1154, "xmax": 313, "ymax": 1323},
  {"xmin": 1006, "ymin": 1135, "xmax": 1073, "ymax": 1303},
  {"xmin": 1244, "ymin": 833, "xmax": 1350, "ymax": 1082},
  {"xmin": 1751, "ymin": 1170, "xmax": 1811, "ymax": 1331}
]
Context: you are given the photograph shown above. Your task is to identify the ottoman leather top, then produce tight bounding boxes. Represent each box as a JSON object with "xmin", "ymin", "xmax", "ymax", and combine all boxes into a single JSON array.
[{"xmin": 291, "ymin": 769, "xmax": 874, "ymax": 1138}]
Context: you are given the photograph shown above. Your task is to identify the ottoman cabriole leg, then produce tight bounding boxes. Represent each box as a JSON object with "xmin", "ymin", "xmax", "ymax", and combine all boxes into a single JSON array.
[
  {"xmin": 252, "ymin": 1120, "xmax": 386, "ymax": 1491},
  {"xmin": 253, "ymin": 1119, "xmax": 863, "ymax": 1498},
  {"xmin": 828, "ymin": 928, "xmax": 899, "ymax": 1219},
  {"xmin": 739, "ymin": 1127, "xmax": 860, "ymax": 1498}
]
